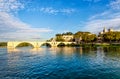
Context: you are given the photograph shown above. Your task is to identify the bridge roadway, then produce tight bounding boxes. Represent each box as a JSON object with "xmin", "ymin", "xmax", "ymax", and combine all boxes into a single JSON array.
[{"xmin": 7, "ymin": 41, "xmax": 76, "ymax": 48}]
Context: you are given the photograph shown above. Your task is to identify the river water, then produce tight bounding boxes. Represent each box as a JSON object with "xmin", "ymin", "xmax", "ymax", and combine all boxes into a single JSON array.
[{"xmin": 0, "ymin": 47, "xmax": 120, "ymax": 79}]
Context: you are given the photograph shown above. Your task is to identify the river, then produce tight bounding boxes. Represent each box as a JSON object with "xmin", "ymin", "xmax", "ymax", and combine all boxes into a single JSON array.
[{"xmin": 0, "ymin": 47, "xmax": 120, "ymax": 79}]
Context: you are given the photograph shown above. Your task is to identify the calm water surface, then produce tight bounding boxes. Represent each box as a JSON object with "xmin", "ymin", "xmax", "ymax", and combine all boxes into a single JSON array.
[{"xmin": 0, "ymin": 47, "xmax": 120, "ymax": 79}]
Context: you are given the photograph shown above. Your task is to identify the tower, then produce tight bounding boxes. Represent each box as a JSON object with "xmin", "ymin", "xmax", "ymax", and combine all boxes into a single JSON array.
[{"xmin": 103, "ymin": 27, "xmax": 107, "ymax": 33}]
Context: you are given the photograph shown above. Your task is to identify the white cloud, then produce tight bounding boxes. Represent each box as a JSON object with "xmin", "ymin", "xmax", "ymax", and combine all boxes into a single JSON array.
[
  {"xmin": 39, "ymin": 7, "xmax": 76, "ymax": 14},
  {"xmin": 0, "ymin": 0, "xmax": 24, "ymax": 12},
  {"xmin": 0, "ymin": 0, "xmax": 53, "ymax": 41},
  {"xmin": 109, "ymin": 0, "xmax": 120, "ymax": 10},
  {"xmin": 84, "ymin": 11, "xmax": 120, "ymax": 33},
  {"xmin": 40, "ymin": 7, "xmax": 58, "ymax": 14},
  {"xmin": 84, "ymin": 18, "xmax": 120, "ymax": 33},
  {"xmin": 0, "ymin": 12, "xmax": 52, "ymax": 41},
  {"xmin": 82, "ymin": 0, "xmax": 120, "ymax": 34},
  {"xmin": 89, "ymin": 11, "xmax": 111, "ymax": 20}
]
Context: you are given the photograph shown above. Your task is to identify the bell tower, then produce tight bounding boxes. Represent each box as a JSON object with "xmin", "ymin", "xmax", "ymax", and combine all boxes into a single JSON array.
[{"xmin": 103, "ymin": 27, "xmax": 107, "ymax": 33}]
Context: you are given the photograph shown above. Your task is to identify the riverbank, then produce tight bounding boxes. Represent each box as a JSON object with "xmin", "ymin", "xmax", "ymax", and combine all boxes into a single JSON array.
[
  {"xmin": 58, "ymin": 43, "xmax": 120, "ymax": 47},
  {"xmin": 1, "ymin": 42, "xmax": 120, "ymax": 48}
]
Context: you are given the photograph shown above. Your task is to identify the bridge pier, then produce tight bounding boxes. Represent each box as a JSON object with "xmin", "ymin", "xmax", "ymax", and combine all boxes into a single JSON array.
[{"xmin": 7, "ymin": 42, "xmax": 15, "ymax": 49}]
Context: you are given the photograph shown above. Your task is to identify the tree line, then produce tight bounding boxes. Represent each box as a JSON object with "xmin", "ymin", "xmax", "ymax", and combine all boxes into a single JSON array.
[
  {"xmin": 53, "ymin": 31, "xmax": 97, "ymax": 43},
  {"xmin": 0, "ymin": 42, "xmax": 7, "ymax": 47},
  {"xmin": 100, "ymin": 31, "xmax": 120, "ymax": 42},
  {"xmin": 51, "ymin": 31, "xmax": 120, "ymax": 43}
]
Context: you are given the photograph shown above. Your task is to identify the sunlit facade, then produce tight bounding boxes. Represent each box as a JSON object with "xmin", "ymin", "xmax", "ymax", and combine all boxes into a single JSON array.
[
  {"xmin": 99, "ymin": 27, "xmax": 114, "ymax": 34},
  {"xmin": 62, "ymin": 35, "xmax": 73, "ymax": 42}
]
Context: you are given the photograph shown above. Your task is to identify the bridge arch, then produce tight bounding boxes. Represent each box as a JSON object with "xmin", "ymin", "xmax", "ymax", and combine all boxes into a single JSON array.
[
  {"xmin": 11, "ymin": 42, "xmax": 37, "ymax": 48},
  {"xmin": 57, "ymin": 42, "xmax": 66, "ymax": 47},
  {"xmin": 40, "ymin": 43, "xmax": 52, "ymax": 47},
  {"xmin": 15, "ymin": 42, "xmax": 35, "ymax": 48}
]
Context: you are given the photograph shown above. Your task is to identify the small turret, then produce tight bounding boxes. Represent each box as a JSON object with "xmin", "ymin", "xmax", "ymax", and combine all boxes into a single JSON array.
[{"xmin": 103, "ymin": 27, "xmax": 107, "ymax": 33}]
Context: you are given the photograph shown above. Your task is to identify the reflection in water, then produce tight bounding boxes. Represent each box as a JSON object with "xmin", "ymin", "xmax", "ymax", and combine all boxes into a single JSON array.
[
  {"xmin": 7, "ymin": 47, "xmax": 45, "ymax": 53},
  {"xmin": 2, "ymin": 47, "xmax": 120, "ymax": 78},
  {"xmin": 95, "ymin": 47, "xmax": 105, "ymax": 64},
  {"xmin": 49, "ymin": 47, "xmax": 59, "ymax": 52},
  {"xmin": 7, "ymin": 48, "xmax": 20, "ymax": 53},
  {"xmin": 79, "ymin": 47, "xmax": 83, "ymax": 55},
  {"xmin": 30, "ymin": 48, "xmax": 44, "ymax": 52},
  {"xmin": 103, "ymin": 47, "xmax": 120, "ymax": 60},
  {"xmin": 61, "ymin": 47, "xmax": 75, "ymax": 56}
]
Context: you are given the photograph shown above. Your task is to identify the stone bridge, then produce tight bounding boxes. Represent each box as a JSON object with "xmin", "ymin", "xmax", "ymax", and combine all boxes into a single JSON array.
[{"xmin": 7, "ymin": 41, "xmax": 76, "ymax": 48}]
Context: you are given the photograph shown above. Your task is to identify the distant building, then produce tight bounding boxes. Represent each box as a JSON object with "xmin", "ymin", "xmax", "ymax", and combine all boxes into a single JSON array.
[
  {"xmin": 98, "ymin": 27, "xmax": 114, "ymax": 42},
  {"xmin": 51, "ymin": 38, "xmax": 56, "ymax": 42},
  {"xmin": 54, "ymin": 35, "xmax": 74, "ymax": 42},
  {"xmin": 99, "ymin": 27, "xmax": 114, "ymax": 34},
  {"xmin": 62, "ymin": 35, "xmax": 73, "ymax": 42},
  {"xmin": 97, "ymin": 37, "xmax": 103, "ymax": 43},
  {"xmin": 103, "ymin": 27, "xmax": 107, "ymax": 33},
  {"xmin": 75, "ymin": 37, "xmax": 82, "ymax": 44}
]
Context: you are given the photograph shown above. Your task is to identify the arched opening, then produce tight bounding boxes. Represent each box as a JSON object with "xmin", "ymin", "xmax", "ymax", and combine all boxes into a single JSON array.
[
  {"xmin": 57, "ymin": 43, "xmax": 66, "ymax": 47},
  {"xmin": 15, "ymin": 42, "xmax": 34, "ymax": 49},
  {"xmin": 66, "ymin": 43, "xmax": 76, "ymax": 47},
  {"xmin": 40, "ymin": 43, "xmax": 51, "ymax": 48}
]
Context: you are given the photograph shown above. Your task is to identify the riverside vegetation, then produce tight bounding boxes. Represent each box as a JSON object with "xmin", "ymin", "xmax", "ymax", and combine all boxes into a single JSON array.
[
  {"xmin": 55, "ymin": 31, "xmax": 120, "ymax": 43},
  {"xmin": 48, "ymin": 31, "xmax": 120, "ymax": 47},
  {"xmin": 0, "ymin": 42, "xmax": 7, "ymax": 47}
]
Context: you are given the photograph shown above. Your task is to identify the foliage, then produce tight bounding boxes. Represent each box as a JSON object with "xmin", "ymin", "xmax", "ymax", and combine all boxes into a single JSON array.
[
  {"xmin": 56, "ymin": 34, "xmax": 62, "ymax": 36},
  {"xmin": 0, "ymin": 42, "xmax": 7, "ymax": 46},
  {"xmin": 74, "ymin": 31, "xmax": 83, "ymax": 39},
  {"xmin": 62, "ymin": 32, "xmax": 73, "ymax": 35},
  {"xmin": 55, "ymin": 31, "xmax": 120, "ymax": 43},
  {"xmin": 102, "ymin": 32, "xmax": 120, "ymax": 42},
  {"xmin": 55, "ymin": 34, "xmax": 65, "ymax": 42},
  {"xmin": 74, "ymin": 31, "xmax": 96, "ymax": 43}
]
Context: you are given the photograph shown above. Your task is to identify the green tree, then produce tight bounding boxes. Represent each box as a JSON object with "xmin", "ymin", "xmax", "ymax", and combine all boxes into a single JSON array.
[
  {"xmin": 0, "ymin": 42, "xmax": 7, "ymax": 46},
  {"xmin": 74, "ymin": 31, "xmax": 83, "ymax": 39},
  {"xmin": 74, "ymin": 31, "xmax": 96, "ymax": 43},
  {"xmin": 55, "ymin": 34, "xmax": 65, "ymax": 42},
  {"xmin": 103, "ymin": 32, "xmax": 114, "ymax": 42},
  {"xmin": 86, "ymin": 34, "xmax": 97, "ymax": 42},
  {"xmin": 114, "ymin": 32, "xmax": 120, "ymax": 42},
  {"xmin": 62, "ymin": 32, "xmax": 73, "ymax": 35}
]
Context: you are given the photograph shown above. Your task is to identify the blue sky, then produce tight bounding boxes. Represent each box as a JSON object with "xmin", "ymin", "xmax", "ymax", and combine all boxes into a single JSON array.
[{"xmin": 0, "ymin": 0, "xmax": 120, "ymax": 41}]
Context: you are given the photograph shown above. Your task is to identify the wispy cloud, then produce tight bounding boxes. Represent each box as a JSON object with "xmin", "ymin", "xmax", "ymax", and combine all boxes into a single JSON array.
[
  {"xmin": 0, "ymin": 12, "xmax": 52, "ymax": 41},
  {"xmin": 84, "ymin": 18, "xmax": 120, "ymax": 33},
  {"xmin": 40, "ymin": 7, "xmax": 58, "ymax": 14},
  {"xmin": 0, "ymin": 0, "xmax": 24, "ymax": 12},
  {"xmin": 83, "ymin": 0, "xmax": 101, "ymax": 2},
  {"xmin": 84, "ymin": 11, "xmax": 120, "ymax": 33},
  {"xmin": 89, "ymin": 11, "xmax": 111, "ymax": 20},
  {"xmin": 82, "ymin": 0, "xmax": 120, "ymax": 33},
  {"xmin": 109, "ymin": 0, "xmax": 120, "ymax": 10},
  {"xmin": 0, "ymin": 0, "xmax": 52, "ymax": 41},
  {"xmin": 28, "ymin": 7, "xmax": 76, "ymax": 15}
]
